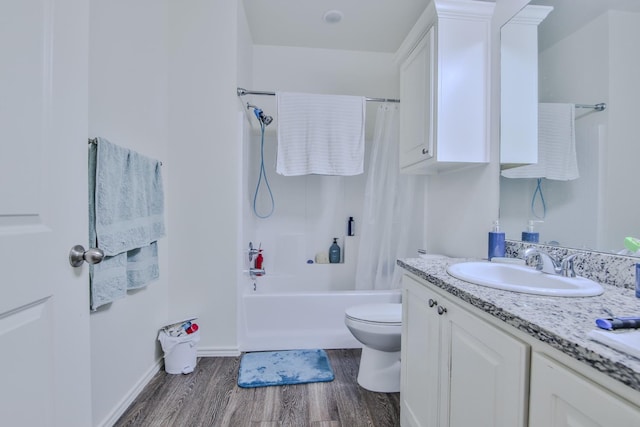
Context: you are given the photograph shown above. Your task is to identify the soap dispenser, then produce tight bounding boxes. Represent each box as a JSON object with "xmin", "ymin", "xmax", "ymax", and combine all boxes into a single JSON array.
[
  {"xmin": 488, "ymin": 220, "xmax": 505, "ymax": 260},
  {"xmin": 521, "ymin": 220, "xmax": 540, "ymax": 243},
  {"xmin": 329, "ymin": 238, "xmax": 341, "ymax": 264}
]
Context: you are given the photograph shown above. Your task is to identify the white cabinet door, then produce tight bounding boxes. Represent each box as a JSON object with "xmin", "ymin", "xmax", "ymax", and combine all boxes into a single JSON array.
[
  {"xmin": 442, "ymin": 297, "xmax": 528, "ymax": 427},
  {"xmin": 401, "ymin": 274, "xmax": 440, "ymax": 427},
  {"xmin": 399, "ymin": 27, "xmax": 434, "ymax": 173},
  {"xmin": 529, "ymin": 352, "xmax": 640, "ymax": 427},
  {"xmin": 0, "ymin": 0, "xmax": 91, "ymax": 426},
  {"xmin": 401, "ymin": 274, "xmax": 528, "ymax": 427}
]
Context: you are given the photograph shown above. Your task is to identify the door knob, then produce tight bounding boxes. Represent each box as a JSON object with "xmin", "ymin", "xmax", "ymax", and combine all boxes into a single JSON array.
[{"xmin": 69, "ymin": 245, "xmax": 104, "ymax": 267}]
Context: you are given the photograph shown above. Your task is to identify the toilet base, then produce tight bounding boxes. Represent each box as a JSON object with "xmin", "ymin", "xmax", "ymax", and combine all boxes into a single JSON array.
[{"xmin": 356, "ymin": 346, "xmax": 401, "ymax": 393}]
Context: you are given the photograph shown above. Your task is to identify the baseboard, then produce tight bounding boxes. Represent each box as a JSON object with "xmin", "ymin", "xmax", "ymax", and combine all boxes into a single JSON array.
[
  {"xmin": 96, "ymin": 358, "xmax": 163, "ymax": 427},
  {"xmin": 197, "ymin": 345, "xmax": 241, "ymax": 357}
]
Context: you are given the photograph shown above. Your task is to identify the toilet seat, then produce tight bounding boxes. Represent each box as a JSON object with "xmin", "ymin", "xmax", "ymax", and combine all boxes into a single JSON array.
[{"xmin": 345, "ymin": 303, "xmax": 401, "ymax": 326}]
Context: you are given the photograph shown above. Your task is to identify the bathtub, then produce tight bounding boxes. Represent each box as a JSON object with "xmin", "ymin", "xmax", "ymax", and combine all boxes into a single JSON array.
[{"xmin": 238, "ymin": 276, "xmax": 402, "ymax": 352}]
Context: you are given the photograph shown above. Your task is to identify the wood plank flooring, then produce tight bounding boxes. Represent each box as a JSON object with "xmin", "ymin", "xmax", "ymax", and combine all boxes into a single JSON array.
[{"xmin": 114, "ymin": 349, "xmax": 400, "ymax": 427}]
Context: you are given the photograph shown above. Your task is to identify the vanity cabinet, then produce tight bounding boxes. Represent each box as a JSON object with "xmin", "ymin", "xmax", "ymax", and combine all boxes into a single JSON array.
[
  {"xmin": 401, "ymin": 274, "xmax": 528, "ymax": 427},
  {"xmin": 529, "ymin": 352, "xmax": 640, "ymax": 426},
  {"xmin": 397, "ymin": 0, "xmax": 494, "ymax": 174},
  {"xmin": 401, "ymin": 269, "xmax": 640, "ymax": 427}
]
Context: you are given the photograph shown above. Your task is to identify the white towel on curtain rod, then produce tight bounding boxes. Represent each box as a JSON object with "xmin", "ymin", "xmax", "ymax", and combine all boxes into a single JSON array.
[{"xmin": 275, "ymin": 91, "xmax": 365, "ymax": 176}]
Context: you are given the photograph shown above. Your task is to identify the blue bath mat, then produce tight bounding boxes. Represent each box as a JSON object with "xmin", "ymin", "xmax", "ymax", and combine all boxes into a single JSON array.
[{"xmin": 237, "ymin": 349, "xmax": 335, "ymax": 388}]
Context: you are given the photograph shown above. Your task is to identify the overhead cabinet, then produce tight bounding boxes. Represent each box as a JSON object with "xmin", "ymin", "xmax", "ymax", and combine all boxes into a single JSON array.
[{"xmin": 397, "ymin": 0, "xmax": 494, "ymax": 174}]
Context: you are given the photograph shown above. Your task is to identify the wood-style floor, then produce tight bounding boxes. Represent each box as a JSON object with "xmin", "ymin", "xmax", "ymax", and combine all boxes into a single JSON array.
[{"xmin": 114, "ymin": 349, "xmax": 400, "ymax": 427}]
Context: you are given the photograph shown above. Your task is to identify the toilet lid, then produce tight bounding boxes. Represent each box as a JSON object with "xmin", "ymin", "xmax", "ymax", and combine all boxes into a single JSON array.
[{"xmin": 345, "ymin": 303, "xmax": 402, "ymax": 324}]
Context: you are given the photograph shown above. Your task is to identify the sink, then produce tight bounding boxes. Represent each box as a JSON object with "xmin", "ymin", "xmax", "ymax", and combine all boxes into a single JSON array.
[{"xmin": 446, "ymin": 261, "xmax": 604, "ymax": 297}]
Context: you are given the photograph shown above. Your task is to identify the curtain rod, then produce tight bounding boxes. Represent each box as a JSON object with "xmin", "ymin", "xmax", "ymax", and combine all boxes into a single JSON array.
[
  {"xmin": 237, "ymin": 87, "xmax": 400, "ymax": 103},
  {"xmin": 575, "ymin": 103, "xmax": 606, "ymax": 111}
]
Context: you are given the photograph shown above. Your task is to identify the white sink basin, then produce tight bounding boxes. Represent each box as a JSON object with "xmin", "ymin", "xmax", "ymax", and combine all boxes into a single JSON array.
[{"xmin": 446, "ymin": 261, "xmax": 604, "ymax": 297}]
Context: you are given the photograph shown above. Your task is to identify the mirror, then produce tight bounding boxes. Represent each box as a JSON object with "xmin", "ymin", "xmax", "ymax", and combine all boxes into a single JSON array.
[{"xmin": 500, "ymin": 0, "xmax": 640, "ymax": 255}]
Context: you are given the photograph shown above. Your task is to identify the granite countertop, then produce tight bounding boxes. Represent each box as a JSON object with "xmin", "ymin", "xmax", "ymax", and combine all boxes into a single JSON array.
[{"xmin": 398, "ymin": 257, "xmax": 640, "ymax": 393}]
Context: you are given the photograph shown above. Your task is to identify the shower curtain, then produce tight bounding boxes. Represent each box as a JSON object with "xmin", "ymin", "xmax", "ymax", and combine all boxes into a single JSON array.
[{"xmin": 355, "ymin": 104, "xmax": 420, "ymax": 290}]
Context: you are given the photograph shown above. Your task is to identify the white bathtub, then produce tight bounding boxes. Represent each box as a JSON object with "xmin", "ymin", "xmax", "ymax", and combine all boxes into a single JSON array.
[{"xmin": 238, "ymin": 277, "xmax": 402, "ymax": 352}]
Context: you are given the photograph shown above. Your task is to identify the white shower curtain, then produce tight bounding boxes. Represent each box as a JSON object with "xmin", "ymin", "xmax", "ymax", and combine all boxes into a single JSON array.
[{"xmin": 355, "ymin": 104, "xmax": 421, "ymax": 290}]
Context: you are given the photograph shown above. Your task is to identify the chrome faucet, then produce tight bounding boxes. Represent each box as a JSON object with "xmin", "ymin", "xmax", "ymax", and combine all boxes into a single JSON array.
[{"xmin": 522, "ymin": 247, "xmax": 578, "ymax": 277}]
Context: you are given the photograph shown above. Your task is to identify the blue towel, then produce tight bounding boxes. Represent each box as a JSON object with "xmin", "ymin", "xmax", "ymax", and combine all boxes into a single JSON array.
[{"xmin": 89, "ymin": 137, "xmax": 165, "ymax": 310}]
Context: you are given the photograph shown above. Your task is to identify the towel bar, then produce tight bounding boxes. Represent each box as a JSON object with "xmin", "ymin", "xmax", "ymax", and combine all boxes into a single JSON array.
[
  {"xmin": 88, "ymin": 138, "xmax": 163, "ymax": 165},
  {"xmin": 575, "ymin": 103, "xmax": 606, "ymax": 111}
]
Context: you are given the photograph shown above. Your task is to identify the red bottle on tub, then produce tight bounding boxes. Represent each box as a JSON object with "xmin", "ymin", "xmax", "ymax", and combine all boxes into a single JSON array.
[{"xmin": 255, "ymin": 249, "xmax": 264, "ymax": 275}]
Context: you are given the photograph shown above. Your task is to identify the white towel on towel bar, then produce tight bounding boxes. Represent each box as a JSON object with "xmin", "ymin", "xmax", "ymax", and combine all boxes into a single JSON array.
[
  {"xmin": 502, "ymin": 103, "xmax": 579, "ymax": 181},
  {"xmin": 276, "ymin": 92, "xmax": 366, "ymax": 176}
]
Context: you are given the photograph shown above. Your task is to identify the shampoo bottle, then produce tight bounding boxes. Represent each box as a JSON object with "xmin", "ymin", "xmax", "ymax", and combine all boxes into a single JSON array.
[
  {"xmin": 347, "ymin": 217, "xmax": 355, "ymax": 236},
  {"xmin": 329, "ymin": 238, "xmax": 341, "ymax": 263},
  {"xmin": 521, "ymin": 220, "xmax": 540, "ymax": 243},
  {"xmin": 488, "ymin": 220, "xmax": 505, "ymax": 260}
]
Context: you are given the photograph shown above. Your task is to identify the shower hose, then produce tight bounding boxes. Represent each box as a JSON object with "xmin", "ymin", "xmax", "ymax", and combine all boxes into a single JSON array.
[{"xmin": 253, "ymin": 121, "xmax": 275, "ymax": 218}]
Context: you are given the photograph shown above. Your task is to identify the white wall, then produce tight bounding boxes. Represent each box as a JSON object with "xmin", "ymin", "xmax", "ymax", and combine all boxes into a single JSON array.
[
  {"xmin": 167, "ymin": 0, "xmax": 241, "ymax": 356},
  {"xmin": 88, "ymin": 0, "xmax": 170, "ymax": 425}
]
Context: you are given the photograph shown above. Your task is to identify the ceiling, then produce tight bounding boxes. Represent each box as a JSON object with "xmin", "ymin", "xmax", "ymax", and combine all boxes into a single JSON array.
[
  {"xmin": 242, "ymin": 0, "xmax": 431, "ymax": 53},
  {"xmin": 529, "ymin": 0, "xmax": 640, "ymax": 50},
  {"xmin": 243, "ymin": 0, "xmax": 640, "ymax": 54}
]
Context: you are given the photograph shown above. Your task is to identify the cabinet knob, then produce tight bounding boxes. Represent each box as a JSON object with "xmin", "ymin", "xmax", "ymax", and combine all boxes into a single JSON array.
[
  {"xmin": 428, "ymin": 298, "xmax": 437, "ymax": 307},
  {"xmin": 422, "ymin": 148, "xmax": 428, "ymax": 155},
  {"xmin": 437, "ymin": 306, "xmax": 447, "ymax": 315}
]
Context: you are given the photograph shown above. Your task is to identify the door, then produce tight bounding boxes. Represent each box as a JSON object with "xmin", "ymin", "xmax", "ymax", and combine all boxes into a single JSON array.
[
  {"xmin": 0, "ymin": 0, "xmax": 91, "ymax": 426},
  {"xmin": 442, "ymin": 299, "xmax": 528, "ymax": 427}
]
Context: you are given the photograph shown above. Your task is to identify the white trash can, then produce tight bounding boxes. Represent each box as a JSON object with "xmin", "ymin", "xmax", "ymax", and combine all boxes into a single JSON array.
[{"xmin": 158, "ymin": 329, "xmax": 200, "ymax": 374}]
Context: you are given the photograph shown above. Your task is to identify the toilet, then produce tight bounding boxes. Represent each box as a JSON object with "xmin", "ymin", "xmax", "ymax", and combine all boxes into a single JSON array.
[{"xmin": 344, "ymin": 303, "xmax": 402, "ymax": 393}]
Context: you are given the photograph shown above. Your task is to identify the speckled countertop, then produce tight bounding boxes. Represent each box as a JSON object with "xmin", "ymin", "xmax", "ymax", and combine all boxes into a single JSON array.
[{"xmin": 398, "ymin": 256, "xmax": 640, "ymax": 394}]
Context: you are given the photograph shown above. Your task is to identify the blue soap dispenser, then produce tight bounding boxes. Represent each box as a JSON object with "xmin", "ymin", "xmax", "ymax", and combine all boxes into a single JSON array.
[
  {"xmin": 488, "ymin": 220, "xmax": 505, "ymax": 260},
  {"xmin": 521, "ymin": 220, "xmax": 540, "ymax": 243},
  {"xmin": 329, "ymin": 238, "xmax": 341, "ymax": 263}
]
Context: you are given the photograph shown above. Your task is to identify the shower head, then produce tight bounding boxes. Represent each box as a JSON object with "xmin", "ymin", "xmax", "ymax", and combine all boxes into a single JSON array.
[
  {"xmin": 247, "ymin": 103, "xmax": 273, "ymax": 126},
  {"xmin": 260, "ymin": 113, "xmax": 273, "ymax": 126}
]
